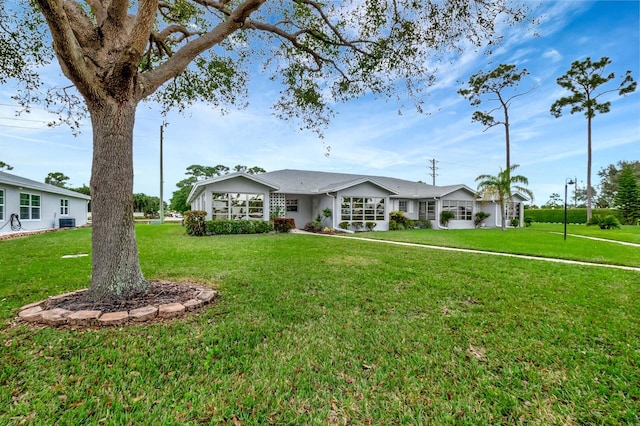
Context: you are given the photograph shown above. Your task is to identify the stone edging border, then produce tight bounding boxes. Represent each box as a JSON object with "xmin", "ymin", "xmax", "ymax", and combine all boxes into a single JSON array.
[{"xmin": 16, "ymin": 287, "xmax": 218, "ymax": 328}]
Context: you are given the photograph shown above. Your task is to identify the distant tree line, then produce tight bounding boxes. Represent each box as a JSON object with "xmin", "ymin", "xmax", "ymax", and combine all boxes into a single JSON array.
[{"xmin": 534, "ymin": 160, "xmax": 639, "ymax": 225}]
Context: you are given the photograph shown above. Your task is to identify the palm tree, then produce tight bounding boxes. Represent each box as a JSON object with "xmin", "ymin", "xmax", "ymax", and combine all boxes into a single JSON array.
[{"xmin": 476, "ymin": 165, "xmax": 533, "ymax": 231}]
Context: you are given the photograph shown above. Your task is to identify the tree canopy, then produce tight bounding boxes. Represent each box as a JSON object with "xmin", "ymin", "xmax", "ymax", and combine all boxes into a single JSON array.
[
  {"xmin": 44, "ymin": 171, "xmax": 70, "ymax": 187},
  {"xmin": 597, "ymin": 160, "xmax": 640, "ymax": 208},
  {"xmin": 458, "ymin": 63, "xmax": 533, "ymax": 172},
  {"xmin": 614, "ymin": 165, "xmax": 640, "ymax": 225}
]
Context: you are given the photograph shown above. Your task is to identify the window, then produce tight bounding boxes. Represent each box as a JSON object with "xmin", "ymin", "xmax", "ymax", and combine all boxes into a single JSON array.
[
  {"xmin": 60, "ymin": 199, "xmax": 69, "ymax": 215},
  {"xmin": 442, "ymin": 200, "xmax": 473, "ymax": 220},
  {"xmin": 212, "ymin": 193, "xmax": 264, "ymax": 220},
  {"xmin": 0, "ymin": 189, "xmax": 4, "ymax": 221},
  {"xmin": 419, "ymin": 201, "xmax": 436, "ymax": 220},
  {"xmin": 341, "ymin": 197, "xmax": 385, "ymax": 221},
  {"xmin": 286, "ymin": 199, "xmax": 298, "ymax": 212},
  {"xmin": 506, "ymin": 202, "xmax": 521, "ymax": 221},
  {"xmin": 20, "ymin": 193, "xmax": 41, "ymax": 220},
  {"xmin": 398, "ymin": 200, "xmax": 407, "ymax": 212}
]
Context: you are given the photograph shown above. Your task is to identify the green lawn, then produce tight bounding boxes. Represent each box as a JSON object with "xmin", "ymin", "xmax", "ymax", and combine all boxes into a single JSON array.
[
  {"xmin": 346, "ymin": 223, "xmax": 640, "ymax": 268},
  {"xmin": 1, "ymin": 224, "xmax": 638, "ymax": 424}
]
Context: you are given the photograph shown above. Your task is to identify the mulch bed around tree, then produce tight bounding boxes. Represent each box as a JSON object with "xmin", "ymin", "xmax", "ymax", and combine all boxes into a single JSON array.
[
  {"xmin": 44, "ymin": 281, "xmax": 204, "ymax": 313},
  {"xmin": 16, "ymin": 281, "xmax": 219, "ymax": 329}
]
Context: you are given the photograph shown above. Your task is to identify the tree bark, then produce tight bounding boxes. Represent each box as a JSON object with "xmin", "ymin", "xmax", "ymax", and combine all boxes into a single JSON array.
[{"xmin": 86, "ymin": 99, "xmax": 148, "ymax": 301}]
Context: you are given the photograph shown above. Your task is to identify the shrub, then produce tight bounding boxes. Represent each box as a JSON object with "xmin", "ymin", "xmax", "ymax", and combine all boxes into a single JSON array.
[
  {"xmin": 254, "ymin": 220, "xmax": 274, "ymax": 234},
  {"xmin": 270, "ymin": 206, "xmax": 284, "ymax": 220},
  {"xmin": 587, "ymin": 214, "xmax": 621, "ymax": 230},
  {"xmin": 474, "ymin": 212, "xmax": 490, "ymax": 228},
  {"xmin": 389, "ymin": 211, "xmax": 412, "ymax": 229},
  {"xmin": 414, "ymin": 219, "xmax": 432, "ymax": 229},
  {"xmin": 440, "ymin": 210, "xmax": 455, "ymax": 227},
  {"xmin": 365, "ymin": 221, "xmax": 377, "ymax": 231},
  {"xmin": 339, "ymin": 221, "xmax": 350, "ymax": 230},
  {"xmin": 205, "ymin": 220, "xmax": 273, "ymax": 235},
  {"xmin": 388, "ymin": 219, "xmax": 397, "ymax": 231},
  {"xmin": 510, "ymin": 218, "xmax": 520, "ymax": 228},
  {"xmin": 352, "ymin": 221, "xmax": 364, "ymax": 232},
  {"xmin": 304, "ymin": 221, "xmax": 323, "ymax": 232},
  {"xmin": 273, "ymin": 217, "xmax": 296, "ymax": 233},
  {"xmin": 184, "ymin": 210, "xmax": 207, "ymax": 236},
  {"xmin": 524, "ymin": 217, "xmax": 532, "ymax": 227}
]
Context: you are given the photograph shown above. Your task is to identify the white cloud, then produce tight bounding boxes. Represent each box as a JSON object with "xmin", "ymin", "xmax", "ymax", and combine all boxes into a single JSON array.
[{"xmin": 542, "ymin": 49, "xmax": 562, "ymax": 62}]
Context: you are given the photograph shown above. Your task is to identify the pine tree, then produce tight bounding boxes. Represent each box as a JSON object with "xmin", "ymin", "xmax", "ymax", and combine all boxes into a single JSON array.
[{"xmin": 614, "ymin": 165, "xmax": 640, "ymax": 225}]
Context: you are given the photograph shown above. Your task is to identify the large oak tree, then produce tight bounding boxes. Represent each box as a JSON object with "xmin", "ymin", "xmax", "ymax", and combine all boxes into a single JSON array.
[{"xmin": 13, "ymin": 0, "xmax": 532, "ymax": 302}]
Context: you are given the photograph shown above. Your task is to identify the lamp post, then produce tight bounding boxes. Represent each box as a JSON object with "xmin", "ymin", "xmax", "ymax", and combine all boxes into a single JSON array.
[{"xmin": 564, "ymin": 177, "xmax": 575, "ymax": 240}]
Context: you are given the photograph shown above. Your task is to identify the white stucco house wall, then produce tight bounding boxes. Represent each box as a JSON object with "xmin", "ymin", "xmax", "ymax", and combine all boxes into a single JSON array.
[
  {"xmin": 0, "ymin": 171, "xmax": 91, "ymax": 235},
  {"xmin": 187, "ymin": 169, "xmax": 527, "ymax": 231}
]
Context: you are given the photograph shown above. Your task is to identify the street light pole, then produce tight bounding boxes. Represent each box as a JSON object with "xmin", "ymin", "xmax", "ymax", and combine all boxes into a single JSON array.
[
  {"xmin": 564, "ymin": 177, "xmax": 575, "ymax": 240},
  {"xmin": 159, "ymin": 125, "xmax": 164, "ymax": 224}
]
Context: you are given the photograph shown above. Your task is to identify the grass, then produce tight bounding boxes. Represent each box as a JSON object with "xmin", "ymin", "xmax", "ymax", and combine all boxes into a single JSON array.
[
  {"xmin": 345, "ymin": 223, "xmax": 640, "ymax": 268},
  {"xmin": 1, "ymin": 224, "xmax": 639, "ymax": 424}
]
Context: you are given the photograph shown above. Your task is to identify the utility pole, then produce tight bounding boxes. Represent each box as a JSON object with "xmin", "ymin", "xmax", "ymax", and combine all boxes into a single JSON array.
[
  {"xmin": 428, "ymin": 158, "xmax": 438, "ymax": 185},
  {"xmin": 159, "ymin": 125, "xmax": 164, "ymax": 224}
]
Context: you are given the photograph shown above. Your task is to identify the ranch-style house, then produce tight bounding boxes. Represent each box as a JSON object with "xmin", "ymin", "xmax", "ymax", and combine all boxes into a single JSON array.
[{"xmin": 187, "ymin": 169, "xmax": 527, "ymax": 231}]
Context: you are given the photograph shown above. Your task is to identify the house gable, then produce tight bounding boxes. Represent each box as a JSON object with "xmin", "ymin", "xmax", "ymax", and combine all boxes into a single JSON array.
[
  {"xmin": 188, "ymin": 173, "xmax": 279, "ymax": 204},
  {"xmin": 335, "ymin": 181, "xmax": 396, "ymax": 197},
  {"xmin": 440, "ymin": 187, "xmax": 476, "ymax": 201}
]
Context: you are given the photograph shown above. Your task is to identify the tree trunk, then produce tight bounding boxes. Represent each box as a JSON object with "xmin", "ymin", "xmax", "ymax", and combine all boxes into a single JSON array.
[
  {"xmin": 85, "ymin": 99, "xmax": 148, "ymax": 301},
  {"xmin": 586, "ymin": 115, "xmax": 593, "ymax": 221},
  {"xmin": 504, "ymin": 109, "xmax": 514, "ymax": 224}
]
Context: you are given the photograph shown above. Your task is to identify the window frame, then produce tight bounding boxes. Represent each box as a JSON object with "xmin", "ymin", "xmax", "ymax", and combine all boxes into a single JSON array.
[
  {"xmin": 286, "ymin": 199, "xmax": 298, "ymax": 212},
  {"xmin": 211, "ymin": 192, "xmax": 265, "ymax": 220},
  {"xmin": 341, "ymin": 197, "xmax": 385, "ymax": 222},
  {"xmin": 418, "ymin": 200, "xmax": 436, "ymax": 221},
  {"xmin": 441, "ymin": 200, "xmax": 473, "ymax": 221},
  {"xmin": 0, "ymin": 188, "xmax": 4, "ymax": 221},
  {"xmin": 19, "ymin": 192, "xmax": 41, "ymax": 221},
  {"xmin": 60, "ymin": 198, "xmax": 70, "ymax": 216}
]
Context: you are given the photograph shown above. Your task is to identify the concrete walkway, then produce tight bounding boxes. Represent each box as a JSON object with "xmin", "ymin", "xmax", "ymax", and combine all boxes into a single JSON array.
[
  {"xmin": 324, "ymin": 234, "xmax": 640, "ymax": 273},
  {"xmin": 550, "ymin": 232, "xmax": 640, "ymax": 247}
]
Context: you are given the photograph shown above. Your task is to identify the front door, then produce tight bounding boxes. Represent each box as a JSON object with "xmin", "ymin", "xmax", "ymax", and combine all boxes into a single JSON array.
[{"xmin": 418, "ymin": 201, "xmax": 426, "ymax": 220}]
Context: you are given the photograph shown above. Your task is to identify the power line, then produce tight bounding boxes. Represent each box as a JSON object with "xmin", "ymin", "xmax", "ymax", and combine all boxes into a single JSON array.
[{"xmin": 0, "ymin": 116, "xmax": 50, "ymax": 123}]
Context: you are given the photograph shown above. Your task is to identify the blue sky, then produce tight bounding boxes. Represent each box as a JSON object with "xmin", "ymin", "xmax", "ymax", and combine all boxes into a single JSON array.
[{"xmin": 1, "ymin": 0, "xmax": 638, "ymax": 207}]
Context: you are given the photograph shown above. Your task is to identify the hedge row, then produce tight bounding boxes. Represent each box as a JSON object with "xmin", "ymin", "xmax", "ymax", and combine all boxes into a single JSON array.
[
  {"xmin": 184, "ymin": 211, "xmax": 274, "ymax": 236},
  {"xmin": 524, "ymin": 208, "xmax": 623, "ymax": 224},
  {"xmin": 206, "ymin": 220, "xmax": 273, "ymax": 235}
]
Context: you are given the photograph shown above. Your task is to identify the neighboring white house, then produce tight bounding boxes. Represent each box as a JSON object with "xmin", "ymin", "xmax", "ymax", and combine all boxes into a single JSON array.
[
  {"xmin": 187, "ymin": 169, "xmax": 527, "ymax": 230},
  {"xmin": 0, "ymin": 171, "xmax": 91, "ymax": 235}
]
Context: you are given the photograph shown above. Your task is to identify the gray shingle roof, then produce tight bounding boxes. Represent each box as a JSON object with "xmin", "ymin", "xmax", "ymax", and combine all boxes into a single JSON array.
[
  {"xmin": 188, "ymin": 168, "xmax": 478, "ymax": 202},
  {"xmin": 261, "ymin": 169, "xmax": 473, "ymax": 198},
  {"xmin": 0, "ymin": 171, "xmax": 91, "ymax": 200}
]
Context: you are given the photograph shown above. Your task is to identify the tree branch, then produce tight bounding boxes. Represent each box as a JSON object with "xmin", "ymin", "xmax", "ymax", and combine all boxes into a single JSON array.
[
  {"xmin": 34, "ymin": 0, "xmax": 99, "ymax": 100},
  {"xmin": 85, "ymin": 0, "xmax": 107, "ymax": 27},
  {"xmin": 138, "ymin": 0, "xmax": 266, "ymax": 99}
]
